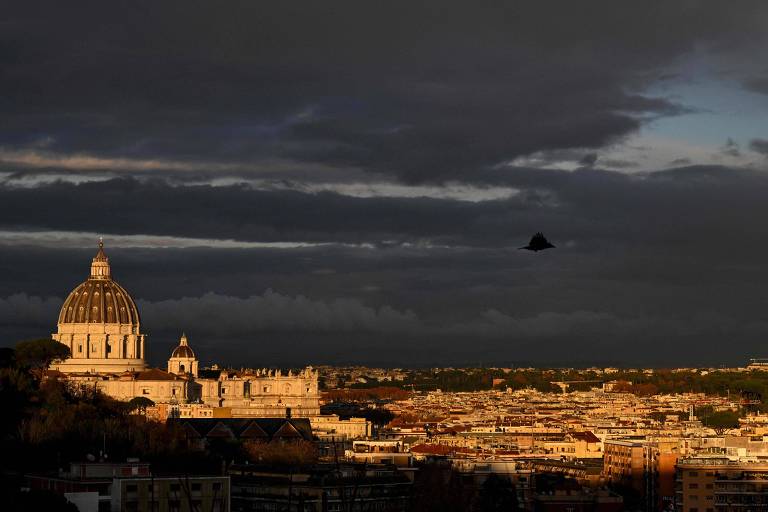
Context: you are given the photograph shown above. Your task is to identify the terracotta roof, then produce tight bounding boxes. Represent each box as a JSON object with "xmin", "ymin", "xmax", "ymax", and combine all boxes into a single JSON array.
[
  {"xmin": 571, "ymin": 431, "xmax": 600, "ymax": 443},
  {"xmin": 135, "ymin": 368, "xmax": 181, "ymax": 381},
  {"xmin": 410, "ymin": 444, "xmax": 454, "ymax": 455}
]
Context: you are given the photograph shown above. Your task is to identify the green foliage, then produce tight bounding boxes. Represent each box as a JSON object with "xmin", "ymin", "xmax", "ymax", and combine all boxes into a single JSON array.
[
  {"xmin": 243, "ymin": 439, "xmax": 318, "ymax": 467},
  {"xmin": 128, "ymin": 396, "xmax": 155, "ymax": 412},
  {"xmin": 701, "ymin": 409, "xmax": 741, "ymax": 432},
  {"xmin": 0, "ymin": 341, "xmax": 224, "ymax": 480},
  {"xmin": 0, "ymin": 347, "xmax": 16, "ymax": 368},
  {"xmin": 475, "ymin": 474, "xmax": 519, "ymax": 512},
  {"xmin": 403, "ymin": 369, "xmax": 509, "ymax": 392},
  {"xmin": 14, "ymin": 338, "xmax": 70, "ymax": 374},
  {"xmin": 365, "ymin": 367, "xmax": 768, "ymax": 408}
]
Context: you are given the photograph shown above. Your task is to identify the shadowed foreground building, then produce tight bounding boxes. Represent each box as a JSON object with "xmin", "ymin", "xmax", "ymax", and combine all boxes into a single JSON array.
[
  {"xmin": 169, "ymin": 417, "xmax": 314, "ymax": 449},
  {"xmin": 27, "ymin": 460, "xmax": 230, "ymax": 512},
  {"xmin": 229, "ymin": 463, "xmax": 413, "ymax": 512}
]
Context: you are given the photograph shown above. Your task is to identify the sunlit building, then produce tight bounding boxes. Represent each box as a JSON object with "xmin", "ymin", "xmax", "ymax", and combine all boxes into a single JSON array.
[{"xmin": 49, "ymin": 242, "xmax": 321, "ymax": 418}]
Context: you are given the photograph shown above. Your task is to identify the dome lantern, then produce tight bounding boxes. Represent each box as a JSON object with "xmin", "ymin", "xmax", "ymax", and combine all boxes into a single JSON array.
[{"xmin": 90, "ymin": 238, "xmax": 111, "ymax": 279}]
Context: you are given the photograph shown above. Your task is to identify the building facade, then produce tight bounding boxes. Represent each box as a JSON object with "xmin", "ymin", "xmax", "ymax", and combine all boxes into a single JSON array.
[
  {"xmin": 49, "ymin": 242, "xmax": 321, "ymax": 419},
  {"xmin": 51, "ymin": 240, "xmax": 147, "ymax": 374},
  {"xmin": 675, "ymin": 457, "xmax": 768, "ymax": 512}
]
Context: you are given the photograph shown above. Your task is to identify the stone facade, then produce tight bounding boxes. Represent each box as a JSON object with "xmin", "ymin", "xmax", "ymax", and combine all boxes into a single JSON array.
[
  {"xmin": 51, "ymin": 241, "xmax": 147, "ymax": 374},
  {"xmin": 50, "ymin": 242, "xmax": 321, "ymax": 418},
  {"xmin": 167, "ymin": 333, "xmax": 198, "ymax": 377}
]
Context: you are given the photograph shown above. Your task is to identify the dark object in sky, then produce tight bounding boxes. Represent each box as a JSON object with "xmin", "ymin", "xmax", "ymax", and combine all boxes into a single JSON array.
[{"xmin": 519, "ymin": 232, "xmax": 556, "ymax": 252}]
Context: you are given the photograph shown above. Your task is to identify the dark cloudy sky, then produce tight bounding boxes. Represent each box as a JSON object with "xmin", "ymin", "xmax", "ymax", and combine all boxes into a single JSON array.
[{"xmin": 2, "ymin": 1, "xmax": 768, "ymax": 367}]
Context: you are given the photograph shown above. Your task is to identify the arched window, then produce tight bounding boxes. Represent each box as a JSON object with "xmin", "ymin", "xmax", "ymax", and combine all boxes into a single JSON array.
[{"xmin": 179, "ymin": 364, "xmax": 185, "ymax": 373}]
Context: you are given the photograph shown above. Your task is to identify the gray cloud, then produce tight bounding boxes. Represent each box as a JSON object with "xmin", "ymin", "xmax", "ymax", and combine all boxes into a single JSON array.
[
  {"xmin": 139, "ymin": 290, "xmax": 419, "ymax": 335},
  {"xmin": 3, "ymin": 2, "xmax": 768, "ymax": 366},
  {"xmin": 750, "ymin": 139, "xmax": 768, "ymax": 156},
  {"xmin": 720, "ymin": 138, "xmax": 741, "ymax": 158},
  {"xmin": 2, "ymin": 1, "xmax": 767, "ymax": 181},
  {"xmin": 0, "ymin": 293, "xmax": 61, "ymax": 327}
]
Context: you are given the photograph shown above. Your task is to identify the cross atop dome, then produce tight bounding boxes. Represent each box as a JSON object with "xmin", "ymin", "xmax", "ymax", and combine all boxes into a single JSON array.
[{"xmin": 91, "ymin": 238, "xmax": 111, "ymax": 279}]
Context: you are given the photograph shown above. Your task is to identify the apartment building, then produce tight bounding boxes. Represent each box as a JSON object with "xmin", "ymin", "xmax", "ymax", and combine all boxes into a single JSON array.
[{"xmin": 675, "ymin": 457, "xmax": 768, "ymax": 512}]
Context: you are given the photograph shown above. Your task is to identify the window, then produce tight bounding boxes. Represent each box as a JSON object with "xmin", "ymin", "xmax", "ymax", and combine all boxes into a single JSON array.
[
  {"xmin": 689, "ymin": 471, "xmax": 698, "ymax": 477},
  {"xmin": 126, "ymin": 484, "xmax": 138, "ymax": 492},
  {"xmin": 689, "ymin": 483, "xmax": 699, "ymax": 489},
  {"xmin": 179, "ymin": 364, "xmax": 185, "ymax": 373},
  {"xmin": 191, "ymin": 483, "xmax": 201, "ymax": 491},
  {"xmin": 213, "ymin": 482, "xmax": 222, "ymax": 491},
  {"xmin": 78, "ymin": 345, "xmax": 83, "ymax": 353}
]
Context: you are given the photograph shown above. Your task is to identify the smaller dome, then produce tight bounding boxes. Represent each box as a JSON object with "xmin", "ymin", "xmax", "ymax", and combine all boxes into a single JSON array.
[{"xmin": 170, "ymin": 333, "xmax": 195, "ymax": 359}]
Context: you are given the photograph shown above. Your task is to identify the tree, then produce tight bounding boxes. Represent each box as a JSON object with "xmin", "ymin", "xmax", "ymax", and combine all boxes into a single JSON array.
[
  {"xmin": 475, "ymin": 473, "xmax": 519, "ymax": 511},
  {"xmin": 0, "ymin": 347, "xmax": 15, "ymax": 368},
  {"xmin": 128, "ymin": 396, "xmax": 155, "ymax": 413},
  {"xmin": 14, "ymin": 339, "xmax": 70, "ymax": 378},
  {"xmin": 243, "ymin": 440, "xmax": 318, "ymax": 467},
  {"xmin": 702, "ymin": 410, "xmax": 740, "ymax": 434}
]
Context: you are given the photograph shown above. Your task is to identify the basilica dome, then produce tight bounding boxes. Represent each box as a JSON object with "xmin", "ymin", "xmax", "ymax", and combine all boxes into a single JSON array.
[
  {"xmin": 171, "ymin": 333, "xmax": 195, "ymax": 358},
  {"xmin": 57, "ymin": 241, "xmax": 140, "ymax": 325}
]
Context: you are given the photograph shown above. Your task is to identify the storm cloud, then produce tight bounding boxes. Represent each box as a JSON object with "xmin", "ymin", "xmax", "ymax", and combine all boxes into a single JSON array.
[
  {"xmin": 3, "ymin": 1, "xmax": 767, "ymax": 181},
  {"xmin": 2, "ymin": 1, "xmax": 768, "ymax": 366}
]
